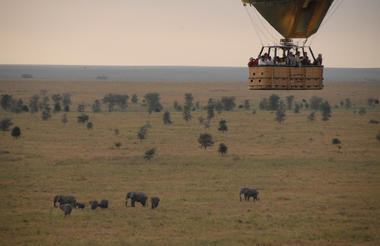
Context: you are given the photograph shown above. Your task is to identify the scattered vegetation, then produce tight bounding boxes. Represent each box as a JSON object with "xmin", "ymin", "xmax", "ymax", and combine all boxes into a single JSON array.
[
  {"xmin": 332, "ymin": 138, "xmax": 341, "ymax": 145},
  {"xmin": 144, "ymin": 148, "xmax": 156, "ymax": 160},
  {"xmin": 0, "ymin": 118, "xmax": 13, "ymax": 131}
]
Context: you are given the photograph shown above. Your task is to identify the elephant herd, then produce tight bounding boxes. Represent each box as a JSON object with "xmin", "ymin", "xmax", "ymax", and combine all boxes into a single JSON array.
[
  {"xmin": 53, "ymin": 192, "xmax": 160, "ymax": 216},
  {"xmin": 54, "ymin": 188, "xmax": 259, "ymax": 216}
]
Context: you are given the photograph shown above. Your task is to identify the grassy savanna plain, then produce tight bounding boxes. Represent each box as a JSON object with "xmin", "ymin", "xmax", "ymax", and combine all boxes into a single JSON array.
[{"xmin": 0, "ymin": 80, "xmax": 380, "ymax": 246}]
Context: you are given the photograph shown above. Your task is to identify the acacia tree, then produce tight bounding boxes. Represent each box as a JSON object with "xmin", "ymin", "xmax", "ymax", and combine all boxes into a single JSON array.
[
  {"xmin": 144, "ymin": 93, "xmax": 163, "ymax": 114},
  {"xmin": 218, "ymin": 119, "xmax": 228, "ymax": 132},
  {"xmin": 286, "ymin": 95, "xmax": 294, "ymax": 110},
  {"xmin": 184, "ymin": 93, "xmax": 193, "ymax": 108},
  {"xmin": 198, "ymin": 133, "xmax": 214, "ymax": 150},
  {"xmin": 206, "ymin": 104, "xmax": 214, "ymax": 120},
  {"xmin": 62, "ymin": 113, "xmax": 68, "ymax": 124},
  {"xmin": 137, "ymin": 125, "xmax": 148, "ymax": 141}
]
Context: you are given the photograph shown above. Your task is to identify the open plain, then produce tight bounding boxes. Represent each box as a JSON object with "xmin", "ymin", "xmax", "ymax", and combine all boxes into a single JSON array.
[{"xmin": 0, "ymin": 80, "xmax": 380, "ymax": 246}]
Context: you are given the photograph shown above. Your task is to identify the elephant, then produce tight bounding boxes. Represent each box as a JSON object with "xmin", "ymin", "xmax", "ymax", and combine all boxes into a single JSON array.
[
  {"xmin": 54, "ymin": 195, "xmax": 76, "ymax": 208},
  {"xmin": 245, "ymin": 188, "xmax": 260, "ymax": 201},
  {"xmin": 89, "ymin": 200, "xmax": 99, "ymax": 210},
  {"xmin": 125, "ymin": 192, "xmax": 148, "ymax": 207},
  {"xmin": 76, "ymin": 202, "xmax": 85, "ymax": 209},
  {"xmin": 60, "ymin": 204, "xmax": 72, "ymax": 216},
  {"xmin": 99, "ymin": 199, "xmax": 108, "ymax": 209},
  {"xmin": 239, "ymin": 187, "xmax": 249, "ymax": 201},
  {"xmin": 150, "ymin": 197, "xmax": 160, "ymax": 209}
]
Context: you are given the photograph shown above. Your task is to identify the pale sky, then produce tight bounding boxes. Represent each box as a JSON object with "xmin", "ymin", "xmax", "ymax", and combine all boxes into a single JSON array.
[{"xmin": 0, "ymin": 0, "xmax": 379, "ymax": 68}]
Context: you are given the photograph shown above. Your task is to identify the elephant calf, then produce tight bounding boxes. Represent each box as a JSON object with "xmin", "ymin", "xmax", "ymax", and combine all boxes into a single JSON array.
[
  {"xmin": 54, "ymin": 195, "xmax": 76, "ymax": 208},
  {"xmin": 60, "ymin": 204, "xmax": 72, "ymax": 216},
  {"xmin": 99, "ymin": 199, "xmax": 108, "ymax": 209},
  {"xmin": 125, "ymin": 192, "xmax": 147, "ymax": 207},
  {"xmin": 150, "ymin": 197, "xmax": 160, "ymax": 209},
  {"xmin": 89, "ymin": 200, "xmax": 99, "ymax": 210}
]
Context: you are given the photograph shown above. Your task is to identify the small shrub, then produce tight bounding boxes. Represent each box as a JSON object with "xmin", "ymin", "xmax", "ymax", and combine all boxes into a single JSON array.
[
  {"xmin": 359, "ymin": 107, "xmax": 366, "ymax": 115},
  {"xmin": 183, "ymin": 105, "xmax": 192, "ymax": 122},
  {"xmin": 198, "ymin": 133, "xmax": 214, "ymax": 150},
  {"xmin": 92, "ymin": 100, "xmax": 101, "ymax": 113},
  {"xmin": 114, "ymin": 128, "xmax": 119, "ymax": 135},
  {"xmin": 218, "ymin": 143, "xmax": 228, "ymax": 155},
  {"xmin": 320, "ymin": 101, "xmax": 331, "ymax": 121},
  {"xmin": 274, "ymin": 102, "xmax": 286, "ymax": 123},
  {"xmin": 131, "ymin": 94, "xmax": 138, "ymax": 104},
  {"xmin": 0, "ymin": 118, "xmax": 13, "ymax": 131},
  {"xmin": 86, "ymin": 122, "xmax": 93, "ymax": 129},
  {"xmin": 308, "ymin": 112, "xmax": 315, "ymax": 121},
  {"xmin": 377, "ymin": 132, "xmax": 380, "ymax": 142},
  {"xmin": 137, "ymin": 125, "xmax": 148, "ymax": 141},
  {"xmin": 294, "ymin": 103, "xmax": 300, "ymax": 113},
  {"xmin": 62, "ymin": 114, "xmax": 68, "ymax": 124},
  {"xmin": 144, "ymin": 148, "xmax": 156, "ymax": 160},
  {"xmin": 77, "ymin": 104, "xmax": 85, "ymax": 112},
  {"xmin": 115, "ymin": 142, "xmax": 121, "ymax": 148},
  {"xmin": 252, "ymin": 109, "xmax": 256, "ymax": 115},
  {"xmin": 163, "ymin": 111, "xmax": 172, "ymax": 125},
  {"xmin": 369, "ymin": 120, "xmax": 379, "ymax": 124},
  {"xmin": 11, "ymin": 126, "xmax": 21, "ymax": 138},
  {"xmin": 42, "ymin": 109, "xmax": 51, "ymax": 120},
  {"xmin": 244, "ymin": 99, "xmax": 250, "ymax": 110},
  {"xmin": 206, "ymin": 104, "xmax": 214, "ymax": 120},
  {"xmin": 332, "ymin": 138, "xmax": 341, "ymax": 145}
]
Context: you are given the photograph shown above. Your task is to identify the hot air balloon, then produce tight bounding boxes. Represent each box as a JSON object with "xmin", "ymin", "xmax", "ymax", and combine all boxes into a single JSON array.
[{"xmin": 242, "ymin": 0, "xmax": 334, "ymax": 90}]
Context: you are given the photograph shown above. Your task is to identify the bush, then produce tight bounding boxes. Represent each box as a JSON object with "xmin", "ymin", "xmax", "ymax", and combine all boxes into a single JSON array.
[
  {"xmin": 144, "ymin": 148, "xmax": 156, "ymax": 160},
  {"xmin": 42, "ymin": 109, "xmax": 51, "ymax": 120},
  {"xmin": 377, "ymin": 132, "xmax": 380, "ymax": 142},
  {"xmin": 115, "ymin": 142, "xmax": 121, "ymax": 148},
  {"xmin": 11, "ymin": 126, "xmax": 21, "ymax": 138},
  {"xmin": 137, "ymin": 125, "xmax": 148, "ymax": 141},
  {"xmin": 29, "ymin": 95, "xmax": 40, "ymax": 113},
  {"xmin": 206, "ymin": 104, "xmax": 214, "ymax": 120},
  {"xmin": 163, "ymin": 111, "xmax": 172, "ymax": 125},
  {"xmin": 218, "ymin": 119, "xmax": 228, "ymax": 132},
  {"xmin": 198, "ymin": 133, "xmax": 214, "ymax": 150},
  {"xmin": 359, "ymin": 107, "xmax": 366, "ymax": 115},
  {"xmin": 86, "ymin": 122, "xmax": 93, "ymax": 129},
  {"xmin": 244, "ymin": 99, "xmax": 250, "ymax": 110},
  {"xmin": 274, "ymin": 102, "xmax": 286, "ymax": 123},
  {"xmin": 77, "ymin": 104, "xmax": 85, "ymax": 112},
  {"xmin": 62, "ymin": 113, "xmax": 68, "ymax": 124},
  {"xmin": 286, "ymin": 96, "xmax": 294, "ymax": 110},
  {"xmin": 332, "ymin": 138, "xmax": 341, "ymax": 144},
  {"xmin": 369, "ymin": 120, "xmax": 379, "ymax": 124},
  {"xmin": 310, "ymin": 96, "xmax": 323, "ymax": 111},
  {"xmin": 0, "ymin": 118, "xmax": 13, "ymax": 131},
  {"xmin": 320, "ymin": 101, "xmax": 331, "ymax": 121},
  {"xmin": 344, "ymin": 98, "xmax": 352, "ymax": 109},
  {"xmin": 268, "ymin": 94, "xmax": 280, "ymax": 111},
  {"xmin": 131, "ymin": 94, "xmax": 138, "ymax": 104},
  {"xmin": 308, "ymin": 112, "xmax": 316, "ymax": 121},
  {"xmin": 183, "ymin": 105, "xmax": 192, "ymax": 121},
  {"xmin": 294, "ymin": 103, "xmax": 301, "ymax": 113},
  {"xmin": 92, "ymin": 100, "xmax": 101, "ymax": 113},
  {"xmin": 259, "ymin": 98, "xmax": 268, "ymax": 110},
  {"xmin": 368, "ymin": 98, "xmax": 379, "ymax": 108},
  {"xmin": 1, "ymin": 94, "xmax": 13, "ymax": 111},
  {"xmin": 77, "ymin": 114, "xmax": 89, "ymax": 123},
  {"xmin": 218, "ymin": 143, "xmax": 228, "ymax": 155},
  {"xmin": 184, "ymin": 93, "xmax": 194, "ymax": 108}
]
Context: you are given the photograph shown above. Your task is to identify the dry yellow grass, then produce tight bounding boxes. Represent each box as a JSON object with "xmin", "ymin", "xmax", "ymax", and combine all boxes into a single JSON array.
[{"xmin": 0, "ymin": 80, "xmax": 380, "ymax": 245}]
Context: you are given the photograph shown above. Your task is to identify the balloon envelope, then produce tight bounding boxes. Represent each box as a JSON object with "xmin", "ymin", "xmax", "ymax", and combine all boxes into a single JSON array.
[{"xmin": 243, "ymin": 0, "xmax": 334, "ymax": 38}]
